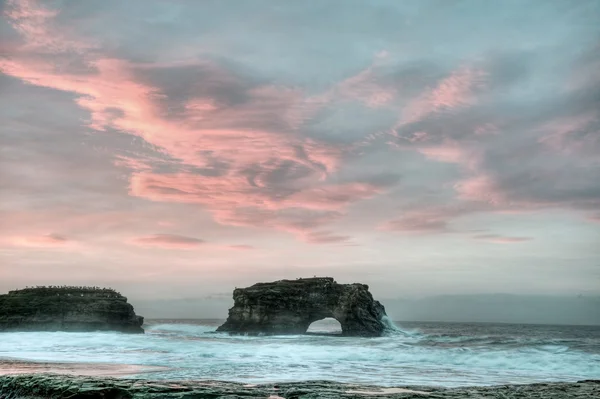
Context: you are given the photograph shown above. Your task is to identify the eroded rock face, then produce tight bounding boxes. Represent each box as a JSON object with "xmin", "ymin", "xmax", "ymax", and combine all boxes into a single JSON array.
[
  {"xmin": 217, "ymin": 277, "xmax": 388, "ymax": 337},
  {"xmin": 0, "ymin": 287, "xmax": 144, "ymax": 333},
  {"xmin": 1, "ymin": 374, "xmax": 599, "ymax": 399}
]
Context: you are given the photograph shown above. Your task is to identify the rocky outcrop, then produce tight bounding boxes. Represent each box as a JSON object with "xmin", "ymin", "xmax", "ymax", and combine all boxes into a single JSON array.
[
  {"xmin": 1, "ymin": 374, "xmax": 598, "ymax": 399},
  {"xmin": 217, "ymin": 277, "xmax": 389, "ymax": 337},
  {"xmin": 0, "ymin": 287, "xmax": 144, "ymax": 333}
]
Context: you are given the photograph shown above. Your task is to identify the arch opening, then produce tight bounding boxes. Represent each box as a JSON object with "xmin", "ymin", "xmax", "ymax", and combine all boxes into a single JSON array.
[{"xmin": 306, "ymin": 317, "xmax": 342, "ymax": 335}]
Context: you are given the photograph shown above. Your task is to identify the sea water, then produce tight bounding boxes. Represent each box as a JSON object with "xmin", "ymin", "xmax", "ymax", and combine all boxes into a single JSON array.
[{"xmin": 1, "ymin": 319, "xmax": 599, "ymax": 387}]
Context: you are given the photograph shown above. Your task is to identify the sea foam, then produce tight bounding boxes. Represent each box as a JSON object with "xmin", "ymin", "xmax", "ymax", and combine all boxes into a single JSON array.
[{"xmin": 1, "ymin": 320, "xmax": 598, "ymax": 387}]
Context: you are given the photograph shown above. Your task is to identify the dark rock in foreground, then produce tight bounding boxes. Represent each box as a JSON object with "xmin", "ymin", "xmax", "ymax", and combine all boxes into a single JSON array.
[
  {"xmin": 0, "ymin": 374, "xmax": 598, "ymax": 398},
  {"xmin": 217, "ymin": 277, "xmax": 389, "ymax": 337},
  {"xmin": 0, "ymin": 287, "xmax": 144, "ymax": 333}
]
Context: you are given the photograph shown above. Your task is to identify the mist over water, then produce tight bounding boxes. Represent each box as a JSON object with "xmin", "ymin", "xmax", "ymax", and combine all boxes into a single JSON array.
[{"xmin": 1, "ymin": 320, "xmax": 599, "ymax": 387}]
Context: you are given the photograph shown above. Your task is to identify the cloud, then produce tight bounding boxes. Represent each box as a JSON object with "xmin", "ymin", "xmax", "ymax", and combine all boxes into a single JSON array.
[
  {"xmin": 4, "ymin": 233, "xmax": 72, "ymax": 248},
  {"xmin": 381, "ymin": 206, "xmax": 472, "ymax": 234},
  {"xmin": 130, "ymin": 234, "xmax": 205, "ymax": 249},
  {"xmin": 473, "ymin": 234, "xmax": 533, "ymax": 244},
  {"xmin": 1, "ymin": 0, "xmax": 600, "ymax": 303},
  {"xmin": 537, "ymin": 112, "xmax": 599, "ymax": 157},
  {"xmin": 331, "ymin": 53, "xmax": 397, "ymax": 108},
  {"xmin": 397, "ymin": 66, "xmax": 486, "ymax": 127},
  {"xmin": 212, "ymin": 208, "xmax": 344, "ymax": 240},
  {"xmin": 302, "ymin": 230, "xmax": 352, "ymax": 244},
  {"xmin": 383, "ymin": 217, "xmax": 449, "ymax": 234},
  {"xmin": 129, "ymin": 174, "xmax": 386, "ymax": 212},
  {"xmin": 1, "ymin": 0, "xmax": 386, "ymax": 243},
  {"xmin": 227, "ymin": 245, "xmax": 255, "ymax": 250},
  {"xmin": 128, "ymin": 171, "xmax": 394, "ymax": 241},
  {"xmin": 454, "ymin": 174, "xmax": 505, "ymax": 206},
  {"xmin": 3, "ymin": 0, "xmax": 93, "ymax": 53},
  {"xmin": 1, "ymin": 0, "xmax": 599, "ymax": 261}
]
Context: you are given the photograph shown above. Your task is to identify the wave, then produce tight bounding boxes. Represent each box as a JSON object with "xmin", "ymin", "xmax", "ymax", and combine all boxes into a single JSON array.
[
  {"xmin": 382, "ymin": 317, "xmax": 421, "ymax": 338},
  {"xmin": 146, "ymin": 323, "xmax": 217, "ymax": 336},
  {"xmin": 1, "ymin": 321, "xmax": 598, "ymax": 387}
]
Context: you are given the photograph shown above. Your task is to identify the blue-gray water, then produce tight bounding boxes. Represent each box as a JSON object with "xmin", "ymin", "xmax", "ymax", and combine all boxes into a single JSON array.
[{"xmin": 1, "ymin": 319, "xmax": 599, "ymax": 387}]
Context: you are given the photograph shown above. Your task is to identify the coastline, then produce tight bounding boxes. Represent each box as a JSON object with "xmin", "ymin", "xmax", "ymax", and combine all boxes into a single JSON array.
[
  {"xmin": 0, "ymin": 360, "xmax": 598, "ymax": 398},
  {"xmin": 0, "ymin": 374, "xmax": 598, "ymax": 398},
  {"xmin": 0, "ymin": 358, "xmax": 167, "ymax": 378}
]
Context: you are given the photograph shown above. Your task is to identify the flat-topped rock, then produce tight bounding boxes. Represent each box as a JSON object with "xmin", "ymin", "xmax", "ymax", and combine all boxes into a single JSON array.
[
  {"xmin": 0, "ymin": 286, "xmax": 144, "ymax": 333},
  {"xmin": 217, "ymin": 277, "xmax": 389, "ymax": 337}
]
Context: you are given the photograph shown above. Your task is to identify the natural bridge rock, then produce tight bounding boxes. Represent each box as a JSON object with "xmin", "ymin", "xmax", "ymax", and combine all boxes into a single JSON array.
[
  {"xmin": 217, "ymin": 277, "xmax": 389, "ymax": 337},
  {"xmin": 0, "ymin": 286, "xmax": 144, "ymax": 333}
]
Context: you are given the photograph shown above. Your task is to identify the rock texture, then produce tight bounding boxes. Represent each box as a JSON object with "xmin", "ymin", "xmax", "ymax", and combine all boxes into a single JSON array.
[
  {"xmin": 0, "ymin": 287, "xmax": 144, "ymax": 333},
  {"xmin": 1, "ymin": 375, "xmax": 598, "ymax": 399},
  {"xmin": 217, "ymin": 277, "xmax": 388, "ymax": 337}
]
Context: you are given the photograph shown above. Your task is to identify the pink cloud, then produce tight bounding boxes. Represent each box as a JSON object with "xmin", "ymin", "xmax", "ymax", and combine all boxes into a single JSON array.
[
  {"xmin": 130, "ymin": 235, "xmax": 256, "ymax": 251},
  {"xmin": 382, "ymin": 216, "xmax": 449, "ymax": 234},
  {"xmin": 302, "ymin": 231, "xmax": 352, "ymax": 244},
  {"xmin": 3, "ymin": 0, "xmax": 92, "ymax": 53},
  {"xmin": 334, "ymin": 60, "xmax": 396, "ymax": 108},
  {"xmin": 283, "ymin": 182, "xmax": 386, "ymax": 210},
  {"xmin": 399, "ymin": 66, "xmax": 486, "ymax": 126},
  {"xmin": 1, "ymin": 2, "xmax": 381, "ymax": 243},
  {"xmin": 537, "ymin": 113, "xmax": 598, "ymax": 156},
  {"xmin": 0, "ymin": 40, "xmax": 340, "ymax": 183},
  {"xmin": 390, "ymin": 129, "xmax": 481, "ymax": 169},
  {"xmin": 129, "ymin": 172, "xmax": 387, "ymax": 240},
  {"xmin": 381, "ymin": 206, "xmax": 471, "ymax": 234},
  {"xmin": 454, "ymin": 169, "xmax": 599, "ymax": 218},
  {"xmin": 416, "ymin": 140, "xmax": 481, "ymax": 170},
  {"xmin": 473, "ymin": 234, "xmax": 533, "ymax": 244},
  {"xmin": 4, "ymin": 233, "xmax": 72, "ymax": 248},
  {"xmin": 419, "ymin": 145, "xmax": 464, "ymax": 164},
  {"xmin": 113, "ymin": 155, "xmax": 157, "ymax": 173},
  {"xmin": 587, "ymin": 214, "xmax": 600, "ymax": 223},
  {"xmin": 211, "ymin": 208, "xmax": 343, "ymax": 240},
  {"xmin": 291, "ymin": 51, "xmax": 398, "ymax": 112},
  {"xmin": 227, "ymin": 245, "xmax": 255, "ymax": 250},
  {"xmin": 454, "ymin": 174, "xmax": 505, "ymax": 205},
  {"xmin": 130, "ymin": 234, "xmax": 205, "ymax": 249},
  {"xmin": 430, "ymin": 67, "xmax": 486, "ymax": 109},
  {"xmin": 0, "ymin": 209, "xmax": 175, "ymax": 238}
]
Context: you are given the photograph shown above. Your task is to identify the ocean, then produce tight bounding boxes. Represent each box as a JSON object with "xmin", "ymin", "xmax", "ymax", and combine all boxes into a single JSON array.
[{"xmin": 1, "ymin": 319, "xmax": 599, "ymax": 387}]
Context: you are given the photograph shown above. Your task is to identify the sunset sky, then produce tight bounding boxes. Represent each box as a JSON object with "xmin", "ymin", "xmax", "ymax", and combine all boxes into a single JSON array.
[{"xmin": 1, "ymin": 0, "xmax": 599, "ymax": 302}]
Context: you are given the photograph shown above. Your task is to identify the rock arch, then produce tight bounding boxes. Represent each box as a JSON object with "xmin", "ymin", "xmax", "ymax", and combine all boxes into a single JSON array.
[
  {"xmin": 307, "ymin": 317, "xmax": 342, "ymax": 334},
  {"xmin": 216, "ymin": 277, "xmax": 388, "ymax": 337}
]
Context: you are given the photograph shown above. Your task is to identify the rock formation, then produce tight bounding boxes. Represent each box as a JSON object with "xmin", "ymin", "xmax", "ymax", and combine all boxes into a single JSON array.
[
  {"xmin": 0, "ymin": 286, "xmax": 144, "ymax": 333},
  {"xmin": 2, "ymin": 374, "xmax": 598, "ymax": 399},
  {"xmin": 217, "ymin": 277, "xmax": 389, "ymax": 337}
]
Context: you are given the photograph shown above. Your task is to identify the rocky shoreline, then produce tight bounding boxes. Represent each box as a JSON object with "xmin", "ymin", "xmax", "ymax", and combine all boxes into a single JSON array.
[{"xmin": 0, "ymin": 374, "xmax": 598, "ymax": 398}]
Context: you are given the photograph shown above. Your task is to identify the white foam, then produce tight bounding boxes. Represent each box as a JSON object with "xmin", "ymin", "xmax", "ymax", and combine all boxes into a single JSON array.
[{"xmin": 0, "ymin": 322, "xmax": 598, "ymax": 387}]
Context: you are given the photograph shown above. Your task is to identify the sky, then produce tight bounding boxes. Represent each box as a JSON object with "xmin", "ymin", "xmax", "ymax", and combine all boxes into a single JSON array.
[{"xmin": 1, "ymin": 0, "xmax": 599, "ymax": 308}]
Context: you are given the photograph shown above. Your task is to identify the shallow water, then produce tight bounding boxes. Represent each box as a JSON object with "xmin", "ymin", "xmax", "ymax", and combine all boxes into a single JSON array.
[{"xmin": 1, "ymin": 319, "xmax": 599, "ymax": 387}]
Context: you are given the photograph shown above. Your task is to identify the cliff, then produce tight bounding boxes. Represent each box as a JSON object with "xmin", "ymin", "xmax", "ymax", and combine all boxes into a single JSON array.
[
  {"xmin": 0, "ymin": 287, "xmax": 144, "ymax": 333},
  {"xmin": 217, "ymin": 277, "xmax": 389, "ymax": 337}
]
